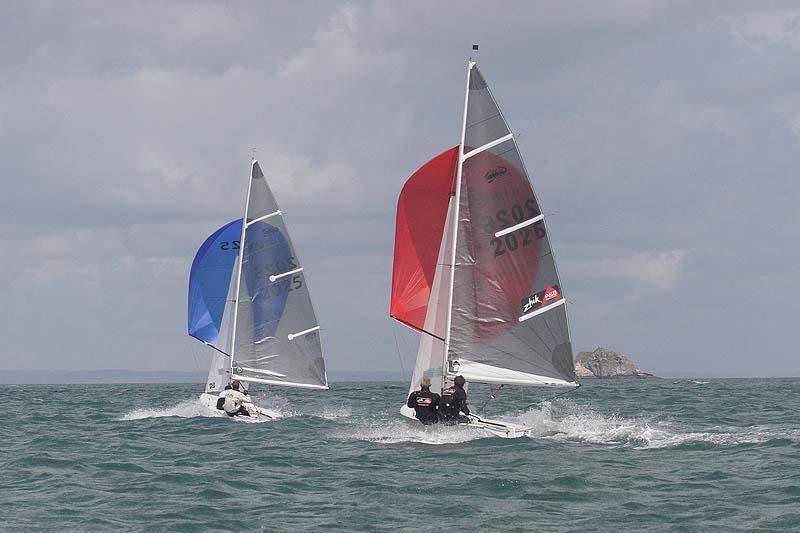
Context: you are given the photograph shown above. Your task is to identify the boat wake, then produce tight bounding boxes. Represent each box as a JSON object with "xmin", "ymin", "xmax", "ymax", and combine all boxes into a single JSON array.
[
  {"xmin": 120, "ymin": 395, "xmax": 294, "ymax": 422},
  {"xmin": 505, "ymin": 401, "xmax": 799, "ymax": 449},
  {"xmin": 334, "ymin": 399, "xmax": 800, "ymax": 448},
  {"xmin": 120, "ymin": 398, "xmax": 223, "ymax": 421},
  {"xmin": 335, "ymin": 417, "xmax": 491, "ymax": 445},
  {"xmin": 304, "ymin": 406, "xmax": 352, "ymax": 420}
]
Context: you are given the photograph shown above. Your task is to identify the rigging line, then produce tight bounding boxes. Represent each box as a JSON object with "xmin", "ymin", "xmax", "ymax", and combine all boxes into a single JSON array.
[
  {"xmin": 190, "ymin": 343, "xmax": 201, "ymax": 372},
  {"xmin": 478, "ymin": 383, "xmax": 505, "ymax": 413},
  {"xmin": 521, "ymin": 382, "xmax": 581, "ymax": 412},
  {"xmin": 189, "ymin": 343, "xmax": 203, "ymax": 393},
  {"xmin": 391, "ymin": 321, "xmax": 407, "ymax": 380}
]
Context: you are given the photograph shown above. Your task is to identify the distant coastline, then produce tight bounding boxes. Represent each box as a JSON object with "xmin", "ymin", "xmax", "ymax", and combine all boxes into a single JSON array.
[
  {"xmin": 2, "ymin": 367, "xmax": 792, "ymax": 385},
  {"xmin": 0, "ymin": 369, "xmax": 408, "ymax": 385}
]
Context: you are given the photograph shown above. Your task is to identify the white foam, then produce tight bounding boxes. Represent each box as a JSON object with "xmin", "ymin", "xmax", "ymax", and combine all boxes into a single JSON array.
[
  {"xmin": 504, "ymin": 401, "xmax": 800, "ymax": 449},
  {"xmin": 306, "ymin": 406, "xmax": 352, "ymax": 420},
  {"xmin": 335, "ymin": 416, "xmax": 496, "ymax": 445},
  {"xmin": 250, "ymin": 391, "xmax": 299, "ymax": 418},
  {"xmin": 120, "ymin": 398, "xmax": 221, "ymax": 420},
  {"xmin": 120, "ymin": 395, "xmax": 292, "ymax": 422}
]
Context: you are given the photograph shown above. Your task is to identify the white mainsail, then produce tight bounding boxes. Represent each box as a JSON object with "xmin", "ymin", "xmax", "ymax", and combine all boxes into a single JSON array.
[{"xmin": 189, "ymin": 159, "xmax": 328, "ymax": 393}]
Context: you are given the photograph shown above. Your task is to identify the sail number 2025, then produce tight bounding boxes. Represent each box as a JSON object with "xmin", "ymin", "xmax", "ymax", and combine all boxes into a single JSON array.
[{"xmin": 481, "ymin": 199, "xmax": 546, "ymax": 257}]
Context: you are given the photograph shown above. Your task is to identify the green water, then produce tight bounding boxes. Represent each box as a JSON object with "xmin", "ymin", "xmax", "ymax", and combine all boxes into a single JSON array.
[{"xmin": 2, "ymin": 379, "xmax": 799, "ymax": 531}]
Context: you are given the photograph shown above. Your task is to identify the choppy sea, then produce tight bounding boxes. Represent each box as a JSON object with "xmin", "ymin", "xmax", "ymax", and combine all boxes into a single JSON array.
[{"xmin": 2, "ymin": 378, "xmax": 799, "ymax": 531}]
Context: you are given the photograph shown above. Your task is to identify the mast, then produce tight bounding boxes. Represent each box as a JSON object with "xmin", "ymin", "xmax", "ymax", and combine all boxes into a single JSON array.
[
  {"xmin": 442, "ymin": 57, "xmax": 475, "ymax": 391},
  {"xmin": 228, "ymin": 157, "xmax": 256, "ymax": 378}
]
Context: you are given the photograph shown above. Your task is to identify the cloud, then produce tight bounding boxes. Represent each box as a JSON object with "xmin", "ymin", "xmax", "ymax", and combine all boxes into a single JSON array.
[
  {"xmin": 564, "ymin": 249, "xmax": 689, "ymax": 292},
  {"xmin": 731, "ymin": 8, "xmax": 800, "ymax": 50},
  {"xmin": 1, "ymin": 2, "xmax": 799, "ymax": 377}
]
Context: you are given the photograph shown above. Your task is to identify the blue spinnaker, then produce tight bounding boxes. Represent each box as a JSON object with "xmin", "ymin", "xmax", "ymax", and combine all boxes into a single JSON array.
[{"xmin": 188, "ymin": 219, "xmax": 242, "ymax": 348}]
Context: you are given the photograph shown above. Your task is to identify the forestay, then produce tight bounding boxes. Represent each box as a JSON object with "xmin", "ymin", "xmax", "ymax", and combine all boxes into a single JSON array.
[{"xmin": 230, "ymin": 161, "xmax": 328, "ymax": 390}]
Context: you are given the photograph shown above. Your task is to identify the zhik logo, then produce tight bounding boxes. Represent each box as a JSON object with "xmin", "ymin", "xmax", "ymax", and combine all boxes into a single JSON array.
[
  {"xmin": 484, "ymin": 166, "xmax": 507, "ymax": 183},
  {"xmin": 521, "ymin": 285, "xmax": 562, "ymax": 315},
  {"xmin": 523, "ymin": 294, "xmax": 541, "ymax": 313}
]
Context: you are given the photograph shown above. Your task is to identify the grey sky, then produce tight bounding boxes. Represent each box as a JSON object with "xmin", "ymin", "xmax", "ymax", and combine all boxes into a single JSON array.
[{"xmin": 1, "ymin": 1, "xmax": 797, "ymax": 377}]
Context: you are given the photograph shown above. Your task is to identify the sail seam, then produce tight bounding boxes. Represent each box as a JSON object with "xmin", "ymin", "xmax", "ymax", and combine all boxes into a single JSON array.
[{"xmin": 466, "ymin": 112, "xmax": 502, "ymax": 130}]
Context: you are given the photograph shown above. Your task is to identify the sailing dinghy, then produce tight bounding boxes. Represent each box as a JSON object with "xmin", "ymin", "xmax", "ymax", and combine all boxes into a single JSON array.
[
  {"xmin": 390, "ymin": 58, "xmax": 578, "ymax": 438},
  {"xmin": 188, "ymin": 159, "xmax": 328, "ymax": 420}
]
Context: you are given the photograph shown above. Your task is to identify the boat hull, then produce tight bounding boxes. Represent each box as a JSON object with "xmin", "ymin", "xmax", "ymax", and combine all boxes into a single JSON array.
[
  {"xmin": 200, "ymin": 392, "xmax": 280, "ymax": 421},
  {"xmin": 400, "ymin": 406, "xmax": 531, "ymax": 438}
]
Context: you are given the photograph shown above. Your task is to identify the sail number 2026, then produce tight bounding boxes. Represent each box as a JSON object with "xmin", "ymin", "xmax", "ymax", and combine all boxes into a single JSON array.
[{"xmin": 481, "ymin": 199, "xmax": 546, "ymax": 257}]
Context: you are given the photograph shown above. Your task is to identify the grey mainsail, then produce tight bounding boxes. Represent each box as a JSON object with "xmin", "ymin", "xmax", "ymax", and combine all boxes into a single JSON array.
[
  {"xmin": 392, "ymin": 59, "xmax": 576, "ymax": 406},
  {"xmin": 230, "ymin": 161, "xmax": 328, "ymax": 390},
  {"xmin": 447, "ymin": 64, "xmax": 575, "ymax": 386}
]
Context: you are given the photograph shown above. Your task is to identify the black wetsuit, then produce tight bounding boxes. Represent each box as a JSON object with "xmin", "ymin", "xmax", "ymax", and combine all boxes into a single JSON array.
[
  {"xmin": 407, "ymin": 388, "xmax": 441, "ymax": 424},
  {"xmin": 439, "ymin": 384, "xmax": 470, "ymax": 424}
]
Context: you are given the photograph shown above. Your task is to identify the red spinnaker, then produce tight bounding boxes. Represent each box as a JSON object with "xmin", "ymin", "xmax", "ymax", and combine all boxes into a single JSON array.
[{"xmin": 390, "ymin": 147, "xmax": 458, "ymax": 331}]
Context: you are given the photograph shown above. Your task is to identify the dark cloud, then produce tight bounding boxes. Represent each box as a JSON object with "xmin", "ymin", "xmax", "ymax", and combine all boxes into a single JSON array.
[{"xmin": 1, "ymin": 1, "xmax": 798, "ymax": 377}]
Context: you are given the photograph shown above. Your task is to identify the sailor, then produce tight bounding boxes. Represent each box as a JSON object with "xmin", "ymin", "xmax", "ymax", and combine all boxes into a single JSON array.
[
  {"xmin": 439, "ymin": 375, "xmax": 470, "ymax": 424},
  {"xmin": 406, "ymin": 377, "xmax": 440, "ymax": 424},
  {"xmin": 223, "ymin": 380, "xmax": 252, "ymax": 417},
  {"xmin": 215, "ymin": 384, "xmax": 232, "ymax": 410}
]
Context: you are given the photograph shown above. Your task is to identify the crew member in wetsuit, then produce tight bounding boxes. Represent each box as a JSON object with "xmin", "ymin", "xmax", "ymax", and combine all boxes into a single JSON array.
[
  {"xmin": 406, "ymin": 377, "xmax": 440, "ymax": 424},
  {"xmin": 216, "ymin": 384, "xmax": 232, "ymax": 410},
  {"xmin": 439, "ymin": 375, "xmax": 470, "ymax": 424},
  {"xmin": 223, "ymin": 380, "xmax": 252, "ymax": 417}
]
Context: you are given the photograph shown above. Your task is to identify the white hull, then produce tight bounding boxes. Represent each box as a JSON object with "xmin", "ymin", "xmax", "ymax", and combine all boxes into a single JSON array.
[
  {"xmin": 400, "ymin": 406, "xmax": 531, "ymax": 439},
  {"xmin": 200, "ymin": 392, "xmax": 281, "ymax": 421},
  {"xmin": 464, "ymin": 414, "xmax": 532, "ymax": 439}
]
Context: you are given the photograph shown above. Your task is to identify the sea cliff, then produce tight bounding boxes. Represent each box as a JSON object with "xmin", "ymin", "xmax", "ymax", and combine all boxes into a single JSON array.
[{"xmin": 574, "ymin": 347, "xmax": 655, "ymax": 378}]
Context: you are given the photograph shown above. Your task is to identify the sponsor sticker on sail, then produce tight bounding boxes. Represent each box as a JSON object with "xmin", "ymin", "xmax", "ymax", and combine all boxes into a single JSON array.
[{"xmin": 521, "ymin": 285, "xmax": 562, "ymax": 315}]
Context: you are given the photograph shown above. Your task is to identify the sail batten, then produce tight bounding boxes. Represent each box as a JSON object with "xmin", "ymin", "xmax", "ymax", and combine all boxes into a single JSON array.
[{"xmin": 463, "ymin": 133, "xmax": 515, "ymax": 160}]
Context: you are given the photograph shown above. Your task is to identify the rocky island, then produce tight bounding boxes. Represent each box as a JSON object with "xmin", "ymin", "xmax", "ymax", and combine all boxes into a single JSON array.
[{"xmin": 574, "ymin": 347, "xmax": 655, "ymax": 378}]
